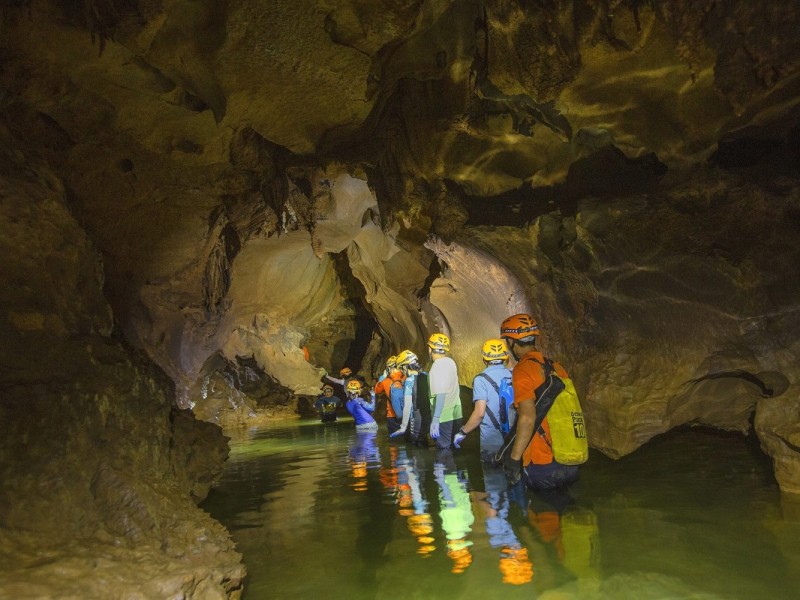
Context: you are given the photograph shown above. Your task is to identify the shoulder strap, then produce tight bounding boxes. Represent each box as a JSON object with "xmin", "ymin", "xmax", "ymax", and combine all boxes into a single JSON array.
[
  {"xmin": 476, "ymin": 372, "xmax": 500, "ymax": 394},
  {"xmin": 475, "ymin": 373, "xmax": 505, "ymax": 433},
  {"xmin": 532, "ymin": 358, "xmax": 563, "ymax": 439},
  {"xmin": 510, "ymin": 356, "xmax": 562, "ymax": 446}
]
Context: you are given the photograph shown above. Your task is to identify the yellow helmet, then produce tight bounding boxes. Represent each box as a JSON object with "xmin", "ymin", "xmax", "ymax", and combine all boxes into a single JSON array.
[
  {"xmin": 386, "ymin": 355, "xmax": 398, "ymax": 369},
  {"xmin": 395, "ymin": 350, "xmax": 420, "ymax": 369},
  {"xmin": 345, "ymin": 379, "xmax": 362, "ymax": 394},
  {"xmin": 482, "ymin": 339, "xmax": 509, "ymax": 363},
  {"xmin": 427, "ymin": 333, "xmax": 450, "ymax": 354}
]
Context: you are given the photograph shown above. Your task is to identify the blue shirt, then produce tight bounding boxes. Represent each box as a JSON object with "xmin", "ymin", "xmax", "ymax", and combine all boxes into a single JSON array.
[
  {"xmin": 346, "ymin": 397, "xmax": 376, "ymax": 426},
  {"xmin": 471, "ymin": 364, "xmax": 513, "ymax": 453}
]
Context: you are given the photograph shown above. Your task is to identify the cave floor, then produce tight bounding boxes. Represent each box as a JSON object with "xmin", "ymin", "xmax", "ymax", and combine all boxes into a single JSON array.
[{"xmin": 201, "ymin": 420, "xmax": 800, "ymax": 600}]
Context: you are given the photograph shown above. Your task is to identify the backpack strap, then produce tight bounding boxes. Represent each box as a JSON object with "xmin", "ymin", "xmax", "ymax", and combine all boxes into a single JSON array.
[
  {"xmin": 475, "ymin": 373, "xmax": 504, "ymax": 433},
  {"xmin": 530, "ymin": 357, "xmax": 563, "ymax": 440}
]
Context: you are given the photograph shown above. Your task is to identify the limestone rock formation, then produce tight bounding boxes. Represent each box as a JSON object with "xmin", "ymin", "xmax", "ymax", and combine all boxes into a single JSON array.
[
  {"xmin": 0, "ymin": 142, "xmax": 243, "ymax": 597},
  {"xmin": 1, "ymin": 0, "xmax": 800, "ymax": 595}
]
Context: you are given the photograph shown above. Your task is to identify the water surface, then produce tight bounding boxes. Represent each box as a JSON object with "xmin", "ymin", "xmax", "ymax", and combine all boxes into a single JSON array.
[{"xmin": 201, "ymin": 419, "xmax": 800, "ymax": 599}]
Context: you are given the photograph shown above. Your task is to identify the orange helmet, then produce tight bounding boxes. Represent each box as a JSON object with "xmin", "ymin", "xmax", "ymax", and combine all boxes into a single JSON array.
[
  {"xmin": 427, "ymin": 333, "xmax": 450, "ymax": 354},
  {"xmin": 500, "ymin": 314, "xmax": 540, "ymax": 341},
  {"xmin": 339, "ymin": 367, "xmax": 353, "ymax": 377},
  {"xmin": 482, "ymin": 339, "xmax": 509, "ymax": 363}
]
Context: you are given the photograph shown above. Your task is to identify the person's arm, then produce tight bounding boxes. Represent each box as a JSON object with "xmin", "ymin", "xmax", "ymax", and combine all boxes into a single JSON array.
[
  {"xmin": 510, "ymin": 398, "xmax": 535, "ymax": 461},
  {"xmin": 431, "ymin": 393, "xmax": 445, "ymax": 420},
  {"xmin": 429, "ymin": 392, "xmax": 446, "ymax": 439},
  {"xmin": 390, "ymin": 382, "xmax": 413, "ymax": 437},
  {"xmin": 323, "ymin": 374, "xmax": 344, "ymax": 386},
  {"xmin": 453, "ymin": 399, "xmax": 486, "ymax": 447},
  {"xmin": 362, "ymin": 391, "xmax": 376, "ymax": 412},
  {"xmin": 460, "ymin": 400, "xmax": 487, "ymax": 434}
]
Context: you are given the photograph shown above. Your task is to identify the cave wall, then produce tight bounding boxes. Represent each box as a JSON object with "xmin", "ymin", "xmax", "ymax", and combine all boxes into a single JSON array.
[{"xmin": 0, "ymin": 137, "xmax": 243, "ymax": 597}]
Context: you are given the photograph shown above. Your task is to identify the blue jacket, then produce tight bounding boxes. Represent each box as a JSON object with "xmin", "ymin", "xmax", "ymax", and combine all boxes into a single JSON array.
[{"xmin": 346, "ymin": 397, "xmax": 376, "ymax": 426}]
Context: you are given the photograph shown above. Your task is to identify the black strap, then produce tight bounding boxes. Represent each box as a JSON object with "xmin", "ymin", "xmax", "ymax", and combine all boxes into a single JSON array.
[
  {"xmin": 475, "ymin": 373, "xmax": 504, "ymax": 433},
  {"xmin": 493, "ymin": 356, "xmax": 563, "ymax": 463}
]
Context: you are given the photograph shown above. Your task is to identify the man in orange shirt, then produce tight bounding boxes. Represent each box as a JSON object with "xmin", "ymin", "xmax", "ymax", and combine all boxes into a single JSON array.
[{"xmin": 499, "ymin": 313, "xmax": 580, "ymax": 491}]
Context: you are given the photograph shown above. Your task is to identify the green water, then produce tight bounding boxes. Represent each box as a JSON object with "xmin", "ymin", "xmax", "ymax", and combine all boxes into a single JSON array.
[{"xmin": 201, "ymin": 419, "xmax": 800, "ymax": 599}]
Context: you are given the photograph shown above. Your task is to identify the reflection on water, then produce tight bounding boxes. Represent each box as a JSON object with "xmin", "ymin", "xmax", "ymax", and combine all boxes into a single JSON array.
[{"xmin": 201, "ymin": 422, "xmax": 800, "ymax": 600}]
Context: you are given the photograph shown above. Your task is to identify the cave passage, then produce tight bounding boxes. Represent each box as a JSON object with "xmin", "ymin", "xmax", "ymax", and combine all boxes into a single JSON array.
[{"xmin": 202, "ymin": 421, "xmax": 800, "ymax": 600}]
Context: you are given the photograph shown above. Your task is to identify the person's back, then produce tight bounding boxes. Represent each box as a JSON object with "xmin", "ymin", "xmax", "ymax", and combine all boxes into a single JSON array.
[
  {"xmin": 375, "ymin": 366, "xmax": 405, "ymax": 433},
  {"xmin": 389, "ymin": 350, "xmax": 428, "ymax": 444},
  {"xmin": 454, "ymin": 339, "xmax": 514, "ymax": 460},
  {"xmin": 427, "ymin": 333, "xmax": 463, "ymax": 449},
  {"xmin": 499, "ymin": 313, "xmax": 585, "ymax": 491},
  {"xmin": 474, "ymin": 362, "xmax": 513, "ymax": 457}
]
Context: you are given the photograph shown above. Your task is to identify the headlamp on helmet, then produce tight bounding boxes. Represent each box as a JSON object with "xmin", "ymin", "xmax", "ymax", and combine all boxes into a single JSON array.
[
  {"xmin": 427, "ymin": 333, "xmax": 450, "ymax": 354},
  {"xmin": 500, "ymin": 314, "xmax": 540, "ymax": 342}
]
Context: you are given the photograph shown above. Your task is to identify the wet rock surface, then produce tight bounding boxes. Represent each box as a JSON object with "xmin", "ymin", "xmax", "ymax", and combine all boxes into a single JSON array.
[
  {"xmin": 0, "ymin": 145, "xmax": 243, "ymax": 597},
  {"xmin": 1, "ymin": 1, "xmax": 800, "ymax": 596}
]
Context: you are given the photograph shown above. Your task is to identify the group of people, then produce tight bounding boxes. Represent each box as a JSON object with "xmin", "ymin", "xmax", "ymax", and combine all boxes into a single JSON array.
[{"xmin": 316, "ymin": 312, "xmax": 586, "ymax": 494}]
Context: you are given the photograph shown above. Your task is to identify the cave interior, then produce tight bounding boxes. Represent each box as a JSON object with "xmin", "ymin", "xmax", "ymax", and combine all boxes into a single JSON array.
[{"xmin": 1, "ymin": 0, "xmax": 799, "ymax": 597}]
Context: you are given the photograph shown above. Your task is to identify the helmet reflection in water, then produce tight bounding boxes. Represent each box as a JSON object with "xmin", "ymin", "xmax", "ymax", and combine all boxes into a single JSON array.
[{"xmin": 499, "ymin": 546, "xmax": 534, "ymax": 585}]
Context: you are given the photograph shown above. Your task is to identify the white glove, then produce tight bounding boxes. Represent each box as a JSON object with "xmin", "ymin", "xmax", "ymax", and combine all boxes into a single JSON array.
[{"xmin": 453, "ymin": 430, "xmax": 467, "ymax": 448}]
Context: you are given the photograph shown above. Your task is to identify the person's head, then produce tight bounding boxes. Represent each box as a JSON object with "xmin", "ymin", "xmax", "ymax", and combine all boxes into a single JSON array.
[
  {"xmin": 339, "ymin": 367, "xmax": 353, "ymax": 378},
  {"xmin": 322, "ymin": 384, "xmax": 334, "ymax": 397},
  {"xmin": 481, "ymin": 338, "xmax": 510, "ymax": 366},
  {"xmin": 500, "ymin": 313, "xmax": 540, "ymax": 360},
  {"xmin": 427, "ymin": 332, "xmax": 450, "ymax": 360},
  {"xmin": 345, "ymin": 378, "xmax": 363, "ymax": 399},
  {"xmin": 395, "ymin": 349, "xmax": 421, "ymax": 374},
  {"xmin": 386, "ymin": 355, "xmax": 398, "ymax": 369}
]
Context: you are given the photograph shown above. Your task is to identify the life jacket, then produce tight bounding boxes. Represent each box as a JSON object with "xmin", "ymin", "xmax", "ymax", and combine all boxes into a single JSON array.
[{"xmin": 528, "ymin": 357, "xmax": 588, "ymax": 466}]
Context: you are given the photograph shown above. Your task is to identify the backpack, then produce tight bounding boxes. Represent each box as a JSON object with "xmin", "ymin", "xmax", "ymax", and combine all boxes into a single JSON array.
[
  {"xmin": 389, "ymin": 377, "xmax": 405, "ymax": 418},
  {"xmin": 410, "ymin": 371, "xmax": 430, "ymax": 445},
  {"xmin": 531, "ymin": 357, "xmax": 588, "ymax": 466},
  {"xmin": 475, "ymin": 372, "xmax": 516, "ymax": 434},
  {"xmin": 494, "ymin": 356, "xmax": 588, "ymax": 466}
]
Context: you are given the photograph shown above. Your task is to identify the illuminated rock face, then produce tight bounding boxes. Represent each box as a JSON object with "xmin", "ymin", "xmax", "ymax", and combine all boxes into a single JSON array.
[{"xmin": 1, "ymin": 0, "xmax": 800, "ymax": 595}]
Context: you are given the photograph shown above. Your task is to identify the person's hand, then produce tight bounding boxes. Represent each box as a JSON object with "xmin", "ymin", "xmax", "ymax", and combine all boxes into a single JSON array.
[
  {"xmin": 390, "ymin": 428, "xmax": 406, "ymax": 439},
  {"xmin": 453, "ymin": 430, "xmax": 466, "ymax": 448},
  {"xmin": 429, "ymin": 418, "xmax": 440, "ymax": 439},
  {"xmin": 502, "ymin": 455, "xmax": 523, "ymax": 487}
]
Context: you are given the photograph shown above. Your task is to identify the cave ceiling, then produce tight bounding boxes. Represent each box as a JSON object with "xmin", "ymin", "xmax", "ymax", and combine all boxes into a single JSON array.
[{"xmin": 2, "ymin": 0, "xmax": 800, "ymax": 467}]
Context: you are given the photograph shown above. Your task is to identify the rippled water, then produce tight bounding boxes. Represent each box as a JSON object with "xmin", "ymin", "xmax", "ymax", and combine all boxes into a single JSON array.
[{"xmin": 201, "ymin": 418, "xmax": 800, "ymax": 600}]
